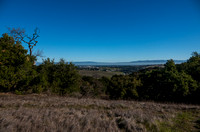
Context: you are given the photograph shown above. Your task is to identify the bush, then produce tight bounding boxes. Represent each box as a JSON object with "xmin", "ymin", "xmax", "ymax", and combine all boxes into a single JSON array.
[
  {"xmin": 80, "ymin": 76, "xmax": 106, "ymax": 97},
  {"xmin": 107, "ymin": 75, "xmax": 141, "ymax": 99},
  {"xmin": 139, "ymin": 60, "xmax": 198, "ymax": 102},
  {"xmin": 0, "ymin": 33, "xmax": 37, "ymax": 92},
  {"xmin": 37, "ymin": 58, "xmax": 81, "ymax": 95}
]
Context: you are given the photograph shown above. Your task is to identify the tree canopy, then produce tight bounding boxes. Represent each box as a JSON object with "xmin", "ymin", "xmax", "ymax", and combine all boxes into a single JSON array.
[{"xmin": 0, "ymin": 32, "xmax": 200, "ymax": 103}]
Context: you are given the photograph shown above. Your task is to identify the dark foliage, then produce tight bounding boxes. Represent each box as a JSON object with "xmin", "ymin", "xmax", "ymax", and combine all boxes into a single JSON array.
[
  {"xmin": 80, "ymin": 76, "xmax": 106, "ymax": 97},
  {"xmin": 138, "ymin": 59, "xmax": 198, "ymax": 102},
  {"xmin": 107, "ymin": 75, "xmax": 141, "ymax": 99},
  {"xmin": 0, "ymin": 34, "xmax": 80, "ymax": 95},
  {"xmin": 36, "ymin": 58, "xmax": 81, "ymax": 95},
  {"xmin": 0, "ymin": 33, "xmax": 37, "ymax": 93},
  {"xmin": 0, "ymin": 33, "xmax": 200, "ymax": 103}
]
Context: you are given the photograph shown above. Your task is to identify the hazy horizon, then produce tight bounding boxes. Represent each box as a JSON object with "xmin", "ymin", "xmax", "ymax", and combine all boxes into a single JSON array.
[
  {"xmin": 0, "ymin": 0, "xmax": 200, "ymax": 62},
  {"xmin": 36, "ymin": 59, "xmax": 186, "ymax": 66}
]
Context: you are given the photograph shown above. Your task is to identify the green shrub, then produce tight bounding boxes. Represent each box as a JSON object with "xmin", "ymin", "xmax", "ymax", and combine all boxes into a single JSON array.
[{"xmin": 0, "ymin": 33, "xmax": 37, "ymax": 92}]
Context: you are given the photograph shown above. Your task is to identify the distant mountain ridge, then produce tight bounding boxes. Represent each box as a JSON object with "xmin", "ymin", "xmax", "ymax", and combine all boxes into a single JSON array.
[
  {"xmin": 73, "ymin": 60, "xmax": 186, "ymax": 66},
  {"xmin": 36, "ymin": 60, "xmax": 186, "ymax": 66}
]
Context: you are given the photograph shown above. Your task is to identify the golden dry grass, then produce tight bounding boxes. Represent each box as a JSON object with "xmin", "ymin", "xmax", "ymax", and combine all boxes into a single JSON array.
[{"xmin": 0, "ymin": 93, "xmax": 199, "ymax": 132}]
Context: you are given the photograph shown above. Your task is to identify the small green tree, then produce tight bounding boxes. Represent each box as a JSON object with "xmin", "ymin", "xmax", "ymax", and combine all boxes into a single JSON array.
[
  {"xmin": 55, "ymin": 59, "xmax": 81, "ymax": 95},
  {"xmin": 139, "ymin": 59, "xmax": 198, "ymax": 102},
  {"xmin": 37, "ymin": 58, "xmax": 81, "ymax": 95},
  {"xmin": 0, "ymin": 33, "xmax": 36, "ymax": 92},
  {"xmin": 108, "ymin": 75, "xmax": 140, "ymax": 99},
  {"xmin": 186, "ymin": 52, "xmax": 200, "ymax": 82}
]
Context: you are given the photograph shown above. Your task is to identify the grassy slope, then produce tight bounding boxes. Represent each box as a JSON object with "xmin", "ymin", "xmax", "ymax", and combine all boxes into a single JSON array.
[{"xmin": 0, "ymin": 94, "xmax": 200, "ymax": 132}]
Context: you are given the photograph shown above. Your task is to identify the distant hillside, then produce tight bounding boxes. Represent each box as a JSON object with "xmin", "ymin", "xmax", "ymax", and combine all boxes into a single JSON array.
[
  {"xmin": 72, "ymin": 60, "xmax": 186, "ymax": 66},
  {"xmin": 36, "ymin": 60, "xmax": 186, "ymax": 66}
]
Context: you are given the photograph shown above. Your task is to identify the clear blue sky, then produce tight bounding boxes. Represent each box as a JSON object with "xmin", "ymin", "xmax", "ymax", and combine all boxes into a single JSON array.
[{"xmin": 0, "ymin": 0, "xmax": 200, "ymax": 62}]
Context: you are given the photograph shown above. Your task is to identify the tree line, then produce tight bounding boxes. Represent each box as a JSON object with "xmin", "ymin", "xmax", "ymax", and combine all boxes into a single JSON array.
[{"xmin": 0, "ymin": 33, "xmax": 199, "ymax": 104}]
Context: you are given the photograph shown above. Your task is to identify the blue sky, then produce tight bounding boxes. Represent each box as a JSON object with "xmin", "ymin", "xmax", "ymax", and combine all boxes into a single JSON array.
[{"xmin": 0, "ymin": 0, "xmax": 200, "ymax": 62}]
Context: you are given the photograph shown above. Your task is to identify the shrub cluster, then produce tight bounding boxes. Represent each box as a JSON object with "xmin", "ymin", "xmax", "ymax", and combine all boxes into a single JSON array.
[
  {"xmin": 0, "ymin": 34, "xmax": 81, "ymax": 95},
  {"xmin": 138, "ymin": 59, "xmax": 199, "ymax": 103},
  {"xmin": 0, "ymin": 33, "xmax": 200, "ymax": 103}
]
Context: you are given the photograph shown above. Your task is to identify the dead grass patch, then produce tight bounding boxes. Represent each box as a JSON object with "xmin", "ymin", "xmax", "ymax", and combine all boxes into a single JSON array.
[{"xmin": 0, "ymin": 94, "xmax": 199, "ymax": 132}]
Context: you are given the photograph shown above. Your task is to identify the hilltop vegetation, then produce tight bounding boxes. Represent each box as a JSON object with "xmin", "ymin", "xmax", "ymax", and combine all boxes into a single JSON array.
[{"xmin": 0, "ymin": 33, "xmax": 200, "ymax": 104}]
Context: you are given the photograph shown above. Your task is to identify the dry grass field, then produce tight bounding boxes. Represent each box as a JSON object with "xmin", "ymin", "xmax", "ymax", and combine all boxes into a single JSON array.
[{"xmin": 0, "ymin": 93, "xmax": 200, "ymax": 132}]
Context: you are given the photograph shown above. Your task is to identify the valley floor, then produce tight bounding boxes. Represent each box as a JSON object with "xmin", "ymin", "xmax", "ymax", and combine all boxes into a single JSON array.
[{"xmin": 0, "ymin": 93, "xmax": 200, "ymax": 132}]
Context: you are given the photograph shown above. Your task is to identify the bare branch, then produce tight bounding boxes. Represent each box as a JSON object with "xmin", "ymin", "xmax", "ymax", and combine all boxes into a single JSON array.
[
  {"xmin": 8, "ymin": 27, "xmax": 40, "ymax": 56},
  {"xmin": 34, "ymin": 49, "xmax": 44, "ymax": 58}
]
